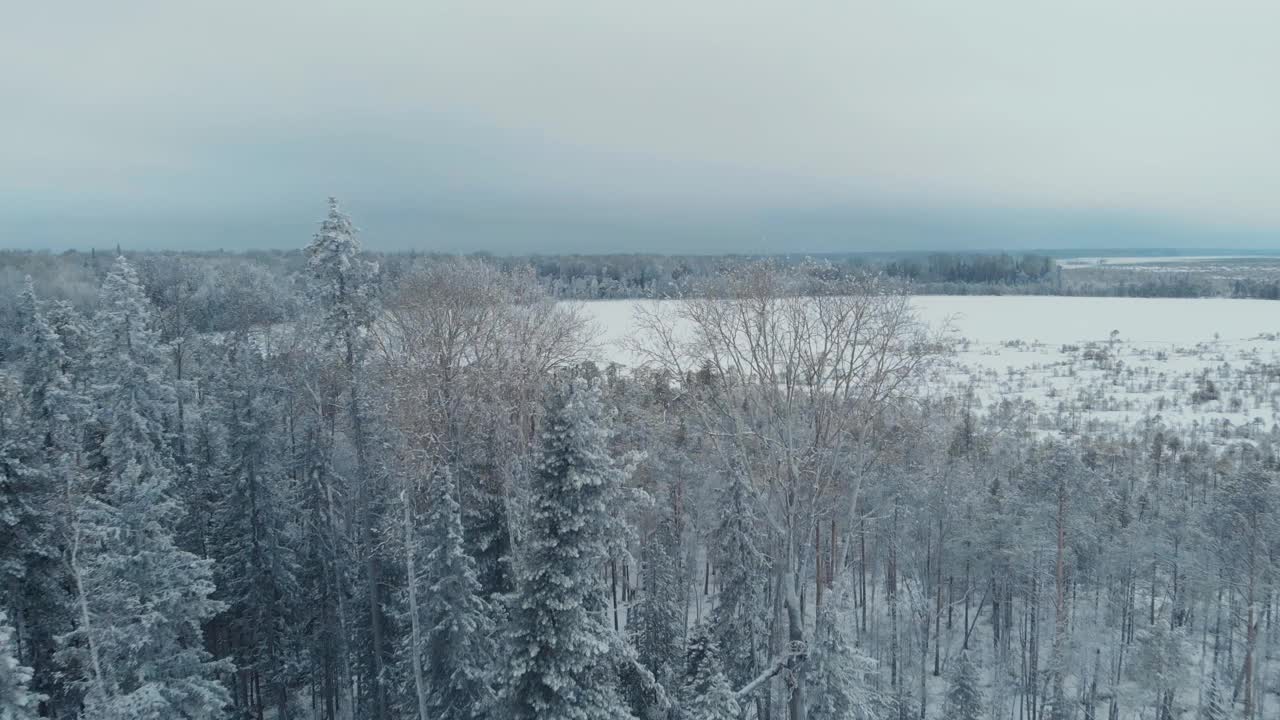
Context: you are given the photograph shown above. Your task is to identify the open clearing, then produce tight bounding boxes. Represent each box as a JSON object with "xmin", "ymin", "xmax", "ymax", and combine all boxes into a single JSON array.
[{"xmin": 582, "ymin": 295, "xmax": 1280, "ymax": 437}]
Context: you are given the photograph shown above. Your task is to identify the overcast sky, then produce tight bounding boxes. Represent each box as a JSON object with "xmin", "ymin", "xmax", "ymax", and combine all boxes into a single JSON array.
[{"xmin": 3, "ymin": 1, "xmax": 1278, "ymax": 252}]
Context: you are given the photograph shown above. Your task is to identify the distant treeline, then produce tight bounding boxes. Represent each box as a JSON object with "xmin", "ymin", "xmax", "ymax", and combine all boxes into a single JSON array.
[
  {"xmin": 487, "ymin": 251, "xmax": 1061, "ymax": 298},
  {"xmin": 882, "ymin": 252, "xmax": 1055, "ymax": 284},
  {"xmin": 5, "ymin": 248, "xmax": 1280, "ymax": 359}
]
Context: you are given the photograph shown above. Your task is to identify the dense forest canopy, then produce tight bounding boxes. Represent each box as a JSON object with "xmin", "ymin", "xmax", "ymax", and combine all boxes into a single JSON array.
[{"xmin": 2, "ymin": 204, "xmax": 1279, "ymax": 720}]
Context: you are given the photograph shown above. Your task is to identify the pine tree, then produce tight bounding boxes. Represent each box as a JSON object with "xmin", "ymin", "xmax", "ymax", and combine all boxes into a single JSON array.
[
  {"xmin": 58, "ymin": 256, "xmax": 229, "ymax": 720},
  {"xmin": 503, "ymin": 378, "xmax": 636, "ymax": 720},
  {"xmin": 1208, "ymin": 465, "xmax": 1277, "ymax": 720},
  {"xmin": 400, "ymin": 466, "xmax": 494, "ymax": 720},
  {"xmin": 682, "ymin": 625, "xmax": 740, "ymax": 720},
  {"xmin": 710, "ymin": 468, "xmax": 770, "ymax": 693},
  {"xmin": 943, "ymin": 652, "xmax": 984, "ymax": 720},
  {"xmin": 0, "ymin": 611, "xmax": 43, "ymax": 720},
  {"xmin": 1131, "ymin": 620, "xmax": 1187, "ymax": 720}
]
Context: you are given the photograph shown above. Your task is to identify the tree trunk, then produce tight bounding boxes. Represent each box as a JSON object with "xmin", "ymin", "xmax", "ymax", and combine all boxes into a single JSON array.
[
  {"xmin": 1053, "ymin": 476, "xmax": 1068, "ymax": 718},
  {"xmin": 860, "ymin": 518, "xmax": 868, "ymax": 634},
  {"xmin": 785, "ymin": 588, "xmax": 806, "ymax": 720},
  {"xmin": 815, "ymin": 524, "xmax": 823, "ymax": 611},
  {"xmin": 69, "ymin": 511, "xmax": 107, "ymax": 703},
  {"xmin": 346, "ymin": 330, "xmax": 387, "ymax": 720},
  {"xmin": 934, "ymin": 518, "xmax": 943, "ymax": 677},
  {"xmin": 1243, "ymin": 558, "xmax": 1257, "ymax": 719},
  {"xmin": 402, "ymin": 489, "xmax": 429, "ymax": 720}
]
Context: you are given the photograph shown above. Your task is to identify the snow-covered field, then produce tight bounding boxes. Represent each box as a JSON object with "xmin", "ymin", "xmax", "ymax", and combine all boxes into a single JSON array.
[
  {"xmin": 1056, "ymin": 255, "xmax": 1272, "ymax": 267},
  {"xmin": 581, "ymin": 295, "xmax": 1280, "ymax": 437}
]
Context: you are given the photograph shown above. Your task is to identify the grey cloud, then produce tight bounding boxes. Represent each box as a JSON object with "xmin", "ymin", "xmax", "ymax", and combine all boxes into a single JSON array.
[{"xmin": 3, "ymin": 1, "xmax": 1278, "ymax": 251}]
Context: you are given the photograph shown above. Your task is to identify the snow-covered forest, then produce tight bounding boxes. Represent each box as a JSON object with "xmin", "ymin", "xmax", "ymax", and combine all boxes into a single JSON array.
[{"xmin": 4, "ymin": 200, "xmax": 1280, "ymax": 720}]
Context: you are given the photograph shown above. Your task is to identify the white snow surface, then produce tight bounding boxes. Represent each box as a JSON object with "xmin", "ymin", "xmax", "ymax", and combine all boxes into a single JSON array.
[
  {"xmin": 1057, "ymin": 254, "xmax": 1277, "ymax": 267},
  {"xmin": 579, "ymin": 295, "xmax": 1280, "ymax": 436}
]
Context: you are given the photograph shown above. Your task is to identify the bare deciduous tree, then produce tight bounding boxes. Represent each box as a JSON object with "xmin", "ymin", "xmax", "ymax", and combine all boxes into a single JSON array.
[{"xmin": 631, "ymin": 261, "xmax": 946, "ymax": 720}]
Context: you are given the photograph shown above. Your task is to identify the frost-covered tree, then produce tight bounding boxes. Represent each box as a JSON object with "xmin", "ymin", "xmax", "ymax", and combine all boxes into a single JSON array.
[
  {"xmin": 305, "ymin": 197, "xmax": 390, "ymax": 720},
  {"xmin": 17, "ymin": 278, "xmax": 85, "ymax": 522},
  {"xmin": 943, "ymin": 652, "xmax": 984, "ymax": 720},
  {"xmin": 1131, "ymin": 620, "xmax": 1187, "ymax": 720},
  {"xmin": 306, "ymin": 197, "xmax": 379, "ymax": 352},
  {"xmin": 19, "ymin": 279, "xmax": 83, "ymax": 440},
  {"xmin": 287, "ymin": 336, "xmax": 356, "ymax": 720},
  {"xmin": 682, "ymin": 625, "xmax": 740, "ymax": 720},
  {"xmin": 1200, "ymin": 672, "xmax": 1227, "ymax": 720},
  {"xmin": 0, "ymin": 611, "xmax": 42, "ymax": 720},
  {"xmin": 13, "ymin": 281, "xmax": 85, "ymax": 716},
  {"xmin": 808, "ymin": 578, "xmax": 883, "ymax": 720},
  {"xmin": 400, "ymin": 466, "xmax": 494, "ymax": 720},
  {"xmin": 87, "ymin": 257, "xmax": 177, "ymax": 479},
  {"xmin": 0, "ymin": 378, "xmax": 45, "ymax": 627},
  {"xmin": 62, "ymin": 456, "xmax": 229, "ymax": 720},
  {"xmin": 632, "ymin": 513, "xmax": 685, "ymax": 691},
  {"xmin": 206, "ymin": 336, "xmax": 301, "ymax": 720},
  {"xmin": 57, "ymin": 256, "xmax": 229, "ymax": 720},
  {"xmin": 0, "ymin": 376, "xmax": 66, "ymax": 719},
  {"xmin": 710, "ymin": 468, "xmax": 769, "ymax": 694},
  {"xmin": 503, "ymin": 378, "xmax": 636, "ymax": 720},
  {"xmin": 459, "ymin": 454, "xmax": 515, "ymax": 600},
  {"xmin": 1208, "ymin": 464, "xmax": 1276, "ymax": 720},
  {"xmin": 43, "ymin": 298, "xmax": 89, "ymax": 383}
]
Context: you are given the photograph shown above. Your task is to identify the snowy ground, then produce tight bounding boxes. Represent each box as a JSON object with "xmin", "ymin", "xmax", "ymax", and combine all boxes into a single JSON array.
[
  {"xmin": 580, "ymin": 295, "xmax": 1280, "ymax": 437},
  {"xmin": 1056, "ymin": 255, "xmax": 1274, "ymax": 267}
]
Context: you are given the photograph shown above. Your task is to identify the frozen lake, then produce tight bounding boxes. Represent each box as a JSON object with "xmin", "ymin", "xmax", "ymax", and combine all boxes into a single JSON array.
[
  {"xmin": 582, "ymin": 295, "xmax": 1280, "ymax": 361},
  {"xmin": 579, "ymin": 295, "xmax": 1280, "ymax": 434}
]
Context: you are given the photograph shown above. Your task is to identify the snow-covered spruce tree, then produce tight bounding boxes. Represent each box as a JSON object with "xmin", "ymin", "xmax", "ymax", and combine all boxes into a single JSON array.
[
  {"xmin": 206, "ymin": 336, "xmax": 302, "ymax": 720},
  {"xmin": 631, "ymin": 512, "xmax": 685, "ymax": 692},
  {"xmin": 0, "ymin": 376, "xmax": 61, "ymax": 712},
  {"xmin": 306, "ymin": 197, "xmax": 380, "ymax": 345},
  {"xmin": 176, "ymin": 346, "xmax": 225, "ymax": 563},
  {"xmin": 682, "ymin": 625, "xmax": 740, "ymax": 720},
  {"xmin": 0, "ymin": 376, "xmax": 43, "ymax": 604},
  {"xmin": 399, "ymin": 465, "xmax": 494, "ymax": 720},
  {"xmin": 807, "ymin": 577, "xmax": 884, "ymax": 720},
  {"xmin": 19, "ymin": 282, "xmax": 91, "ymax": 496},
  {"xmin": 503, "ymin": 378, "xmax": 637, "ymax": 720},
  {"xmin": 710, "ymin": 467, "xmax": 770, "ymax": 695},
  {"xmin": 18, "ymin": 278, "xmax": 86, "ymax": 505},
  {"xmin": 43, "ymin": 298, "xmax": 90, "ymax": 384},
  {"xmin": 287, "ymin": 334, "xmax": 357, "ymax": 720},
  {"xmin": 19, "ymin": 279, "xmax": 84, "ymax": 442},
  {"xmin": 1200, "ymin": 671, "xmax": 1227, "ymax": 720},
  {"xmin": 0, "ymin": 611, "xmax": 43, "ymax": 720},
  {"xmin": 305, "ymin": 197, "xmax": 392, "ymax": 720},
  {"xmin": 15, "ymin": 280, "xmax": 89, "ymax": 716},
  {"xmin": 86, "ymin": 257, "xmax": 177, "ymax": 480},
  {"xmin": 459, "ymin": 447, "xmax": 516, "ymax": 601},
  {"xmin": 943, "ymin": 652, "xmax": 984, "ymax": 720},
  {"xmin": 57, "ymin": 256, "xmax": 229, "ymax": 720}
]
